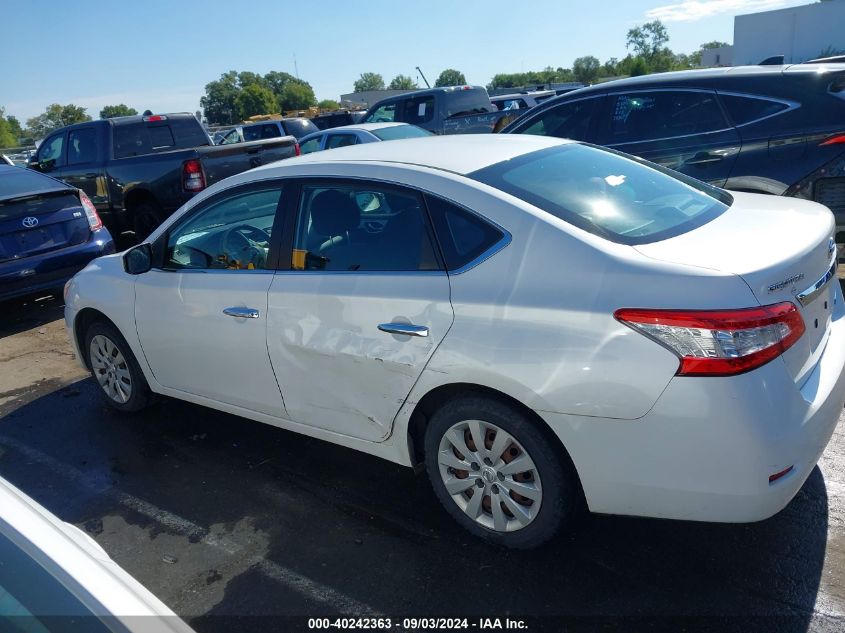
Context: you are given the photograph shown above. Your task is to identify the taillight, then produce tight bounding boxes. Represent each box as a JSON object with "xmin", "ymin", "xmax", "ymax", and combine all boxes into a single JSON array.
[
  {"xmin": 182, "ymin": 159, "xmax": 205, "ymax": 192},
  {"xmin": 614, "ymin": 302, "xmax": 805, "ymax": 377},
  {"xmin": 295, "ymin": 142, "xmax": 301, "ymax": 156},
  {"xmin": 820, "ymin": 134, "xmax": 845, "ymax": 146},
  {"xmin": 78, "ymin": 190, "xmax": 102, "ymax": 231}
]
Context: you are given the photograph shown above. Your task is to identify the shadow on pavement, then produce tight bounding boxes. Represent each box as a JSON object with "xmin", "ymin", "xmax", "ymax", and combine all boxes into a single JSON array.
[
  {"xmin": 0, "ymin": 380, "xmax": 830, "ymax": 632},
  {"xmin": 0, "ymin": 292, "xmax": 65, "ymax": 338}
]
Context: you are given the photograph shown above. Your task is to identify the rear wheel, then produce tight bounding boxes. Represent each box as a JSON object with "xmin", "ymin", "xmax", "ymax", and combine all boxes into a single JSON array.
[
  {"xmin": 84, "ymin": 321, "xmax": 151, "ymax": 413},
  {"xmin": 424, "ymin": 395, "xmax": 576, "ymax": 549},
  {"xmin": 132, "ymin": 201, "xmax": 165, "ymax": 240}
]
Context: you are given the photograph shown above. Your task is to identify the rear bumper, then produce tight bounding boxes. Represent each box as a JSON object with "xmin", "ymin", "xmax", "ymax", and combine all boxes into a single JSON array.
[
  {"xmin": 541, "ymin": 284, "xmax": 845, "ymax": 523},
  {"xmin": 0, "ymin": 228, "xmax": 115, "ymax": 302}
]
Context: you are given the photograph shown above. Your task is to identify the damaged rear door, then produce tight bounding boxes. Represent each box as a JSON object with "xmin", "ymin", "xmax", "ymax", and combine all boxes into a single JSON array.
[{"xmin": 266, "ymin": 179, "xmax": 453, "ymax": 441}]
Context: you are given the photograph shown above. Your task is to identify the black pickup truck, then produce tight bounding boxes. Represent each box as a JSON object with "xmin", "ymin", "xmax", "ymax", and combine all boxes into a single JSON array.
[
  {"xmin": 28, "ymin": 113, "xmax": 298, "ymax": 237},
  {"xmin": 361, "ymin": 86, "xmax": 518, "ymax": 135}
]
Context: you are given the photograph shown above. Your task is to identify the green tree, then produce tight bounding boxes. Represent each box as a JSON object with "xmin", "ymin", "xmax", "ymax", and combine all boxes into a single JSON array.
[
  {"xmin": 435, "ymin": 68, "xmax": 467, "ymax": 87},
  {"xmin": 0, "ymin": 109, "xmax": 16, "ymax": 148},
  {"xmin": 99, "ymin": 104, "xmax": 138, "ymax": 119},
  {"xmin": 200, "ymin": 70, "xmax": 239, "ymax": 124},
  {"xmin": 278, "ymin": 81, "xmax": 316, "ymax": 111},
  {"xmin": 628, "ymin": 57, "xmax": 649, "ymax": 77},
  {"xmin": 626, "ymin": 20, "xmax": 669, "ymax": 59},
  {"xmin": 317, "ymin": 99, "xmax": 340, "ymax": 110},
  {"xmin": 234, "ymin": 84, "xmax": 277, "ymax": 120},
  {"xmin": 572, "ymin": 56, "xmax": 601, "ymax": 83},
  {"xmin": 263, "ymin": 71, "xmax": 299, "ymax": 104},
  {"xmin": 353, "ymin": 73, "xmax": 385, "ymax": 92},
  {"xmin": 388, "ymin": 74, "xmax": 417, "ymax": 90},
  {"xmin": 26, "ymin": 104, "xmax": 91, "ymax": 139},
  {"xmin": 5, "ymin": 114, "xmax": 22, "ymax": 142}
]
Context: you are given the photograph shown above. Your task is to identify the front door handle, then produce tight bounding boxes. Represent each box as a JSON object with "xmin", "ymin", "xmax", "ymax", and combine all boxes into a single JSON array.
[
  {"xmin": 223, "ymin": 307, "xmax": 259, "ymax": 319},
  {"xmin": 378, "ymin": 322, "xmax": 429, "ymax": 337},
  {"xmin": 685, "ymin": 152, "xmax": 724, "ymax": 166}
]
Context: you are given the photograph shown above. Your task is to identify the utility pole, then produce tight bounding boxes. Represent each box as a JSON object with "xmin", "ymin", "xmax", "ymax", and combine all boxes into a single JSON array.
[{"xmin": 416, "ymin": 66, "xmax": 431, "ymax": 88}]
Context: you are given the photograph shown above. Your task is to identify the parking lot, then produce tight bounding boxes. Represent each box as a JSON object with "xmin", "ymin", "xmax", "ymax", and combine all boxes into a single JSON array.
[{"xmin": 0, "ymin": 274, "xmax": 843, "ymax": 632}]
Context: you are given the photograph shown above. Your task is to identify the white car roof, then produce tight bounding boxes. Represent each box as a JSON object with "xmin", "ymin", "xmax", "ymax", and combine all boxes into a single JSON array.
[{"xmin": 257, "ymin": 134, "xmax": 571, "ymax": 176}]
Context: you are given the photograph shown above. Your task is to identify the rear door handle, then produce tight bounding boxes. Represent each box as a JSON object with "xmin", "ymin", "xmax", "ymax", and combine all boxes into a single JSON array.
[
  {"xmin": 223, "ymin": 307, "xmax": 259, "ymax": 319},
  {"xmin": 685, "ymin": 152, "xmax": 724, "ymax": 166},
  {"xmin": 378, "ymin": 322, "xmax": 429, "ymax": 337}
]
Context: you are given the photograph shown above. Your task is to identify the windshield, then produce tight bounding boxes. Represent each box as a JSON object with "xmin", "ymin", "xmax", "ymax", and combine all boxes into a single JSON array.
[
  {"xmin": 469, "ymin": 143, "xmax": 732, "ymax": 245},
  {"xmin": 371, "ymin": 125, "xmax": 433, "ymax": 141}
]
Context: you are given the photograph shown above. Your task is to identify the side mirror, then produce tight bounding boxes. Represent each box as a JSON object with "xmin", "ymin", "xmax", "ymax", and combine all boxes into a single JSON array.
[
  {"xmin": 38, "ymin": 158, "xmax": 56, "ymax": 172},
  {"xmin": 123, "ymin": 243, "xmax": 152, "ymax": 275}
]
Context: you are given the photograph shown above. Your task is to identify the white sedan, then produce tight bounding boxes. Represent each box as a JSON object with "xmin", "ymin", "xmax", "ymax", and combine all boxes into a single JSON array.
[
  {"xmin": 297, "ymin": 122, "xmax": 432, "ymax": 154},
  {"xmin": 0, "ymin": 476, "xmax": 194, "ymax": 631},
  {"xmin": 64, "ymin": 135, "xmax": 845, "ymax": 549}
]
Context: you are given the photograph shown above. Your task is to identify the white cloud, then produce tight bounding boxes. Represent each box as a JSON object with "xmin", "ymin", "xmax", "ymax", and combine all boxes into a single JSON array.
[{"xmin": 645, "ymin": 0, "xmax": 787, "ymax": 23}]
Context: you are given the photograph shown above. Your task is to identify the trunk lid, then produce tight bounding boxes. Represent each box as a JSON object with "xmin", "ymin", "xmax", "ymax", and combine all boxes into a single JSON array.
[
  {"xmin": 635, "ymin": 192, "xmax": 837, "ymax": 384},
  {"xmin": 0, "ymin": 190, "xmax": 90, "ymax": 262}
]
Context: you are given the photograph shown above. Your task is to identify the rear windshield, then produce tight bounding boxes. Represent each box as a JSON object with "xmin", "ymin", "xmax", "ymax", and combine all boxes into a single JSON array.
[
  {"xmin": 469, "ymin": 144, "xmax": 731, "ymax": 245},
  {"xmin": 281, "ymin": 118, "xmax": 319, "ymax": 139},
  {"xmin": 0, "ymin": 192, "xmax": 79, "ymax": 222},
  {"xmin": 243, "ymin": 124, "xmax": 282, "ymax": 141},
  {"xmin": 445, "ymin": 89, "xmax": 495, "ymax": 118},
  {"xmin": 372, "ymin": 125, "xmax": 433, "ymax": 141},
  {"xmin": 0, "ymin": 169, "xmax": 67, "ymax": 199},
  {"xmin": 113, "ymin": 117, "xmax": 210, "ymax": 158}
]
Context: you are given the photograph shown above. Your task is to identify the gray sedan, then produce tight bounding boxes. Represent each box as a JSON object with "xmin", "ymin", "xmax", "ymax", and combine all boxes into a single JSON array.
[{"xmin": 298, "ymin": 122, "xmax": 431, "ymax": 154}]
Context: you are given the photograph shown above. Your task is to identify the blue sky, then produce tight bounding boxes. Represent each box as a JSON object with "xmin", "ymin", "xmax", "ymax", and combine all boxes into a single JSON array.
[{"xmin": 4, "ymin": 0, "xmax": 809, "ymax": 122}]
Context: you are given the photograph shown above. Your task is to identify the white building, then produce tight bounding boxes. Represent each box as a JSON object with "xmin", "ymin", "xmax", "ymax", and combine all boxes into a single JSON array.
[{"xmin": 729, "ymin": 0, "xmax": 845, "ymax": 66}]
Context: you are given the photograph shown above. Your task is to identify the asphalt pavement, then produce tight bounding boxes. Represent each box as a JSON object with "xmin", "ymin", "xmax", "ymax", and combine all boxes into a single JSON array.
[{"xmin": 1, "ymin": 286, "xmax": 844, "ymax": 633}]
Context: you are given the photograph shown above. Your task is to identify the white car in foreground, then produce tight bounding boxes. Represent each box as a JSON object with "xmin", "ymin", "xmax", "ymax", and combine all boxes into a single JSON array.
[
  {"xmin": 64, "ymin": 135, "xmax": 845, "ymax": 548},
  {"xmin": 0, "ymin": 477, "xmax": 194, "ymax": 632}
]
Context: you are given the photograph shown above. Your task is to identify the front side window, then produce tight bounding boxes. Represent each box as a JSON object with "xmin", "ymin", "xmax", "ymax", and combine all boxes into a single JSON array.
[
  {"xmin": 606, "ymin": 90, "xmax": 727, "ymax": 144},
  {"xmin": 470, "ymin": 144, "xmax": 731, "ymax": 245},
  {"xmin": 292, "ymin": 184, "xmax": 440, "ymax": 272},
  {"xmin": 37, "ymin": 134, "xmax": 65, "ymax": 167},
  {"xmin": 166, "ymin": 187, "xmax": 282, "ymax": 270},
  {"xmin": 325, "ymin": 134, "xmax": 358, "ymax": 149},
  {"xmin": 67, "ymin": 128, "xmax": 98, "ymax": 165},
  {"xmin": 515, "ymin": 98, "xmax": 597, "ymax": 141},
  {"xmin": 365, "ymin": 102, "xmax": 397, "ymax": 123}
]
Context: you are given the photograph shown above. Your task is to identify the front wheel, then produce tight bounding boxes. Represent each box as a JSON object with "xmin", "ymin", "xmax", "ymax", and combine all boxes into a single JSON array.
[
  {"xmin": 85, "ymin": 321, "xmax": 151, "ymax": 413},
  {"xmin": 424, "ymin": 395, "xmax": 576, "ymax": 549}
]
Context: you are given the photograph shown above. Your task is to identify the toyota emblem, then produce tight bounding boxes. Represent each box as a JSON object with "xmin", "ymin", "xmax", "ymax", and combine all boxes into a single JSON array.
[{"xmin": 22, "ymin": 216, "xmax": 38, "ymax": 228}]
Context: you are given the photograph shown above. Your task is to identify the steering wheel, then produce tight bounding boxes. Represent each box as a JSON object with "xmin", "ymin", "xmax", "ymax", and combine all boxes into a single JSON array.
[{"xmin": 221, "ymin": 224, "xmax": 271, "ymax": 269}]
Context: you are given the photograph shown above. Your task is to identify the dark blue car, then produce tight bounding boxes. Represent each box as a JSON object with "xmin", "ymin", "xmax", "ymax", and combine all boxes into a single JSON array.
[{"xmin": 0, "ymin": 165, "xmax": 114, "ymax": 302}]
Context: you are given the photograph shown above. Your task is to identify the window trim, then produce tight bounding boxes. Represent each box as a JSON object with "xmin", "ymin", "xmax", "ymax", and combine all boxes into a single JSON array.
[
  {"xmin": 715, "ymin": 90, "xmax": 800, "ymax": 128},
  {"xmin": 601, "ymin": 87, "xmax": 733, "ymax": 147},
  {"xmin": 280, "ymin": 176, "xmax": 447, "ymax": 275},
  {"xmin": 154, "ymin": 178, "xmax": 290, "ymax": 273}
]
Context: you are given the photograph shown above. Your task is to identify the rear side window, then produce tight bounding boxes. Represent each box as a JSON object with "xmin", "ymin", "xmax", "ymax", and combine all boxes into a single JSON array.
[
  {"xmin": 326, "ymin": 134, "xmax": 358, "ymax": 149},
  {"xmin": 243, "ymin": 124, "xmax": 281, "ymax": 141},
  {"xmin": 113, "ymin": 118, "xmax": 208, "ymax": 158},
  {"xmin": 718, "ymin": 94, "xmax": 790, "ymax": 125},
  {"xmin": 400, "ymin": 96, "xmax": 435, "ymax": 124},
  {"xmin": 606, "ymin": 91, "xmax": 727, "ymax": 144},
  {"xmin": 514, "ymin": 98, "xmax": 597, "ymax": 141},
  {"xmin": 469, "ymin": 144, "xmax": 731, "ymax": 245},
  {"xmin": 425, "ymin": 195, "xmax": 504, "ymax": 271},
  {"xmin": 445, "ymin": 89, "xmax": 494, "ymax": 118}
]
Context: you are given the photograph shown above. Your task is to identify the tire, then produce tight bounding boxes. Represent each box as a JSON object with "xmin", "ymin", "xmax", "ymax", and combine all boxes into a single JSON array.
[
  {"xmin": 84, "ymin": 321, "xmax": 151, "ymax": 413},
  {"xmin": 132, "ymin": 201, "xmax": 165, "ymax": 241},
  {"xmin": 424, "ymin": 394, "xmax": 576, "ymax": 549}
]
